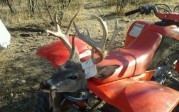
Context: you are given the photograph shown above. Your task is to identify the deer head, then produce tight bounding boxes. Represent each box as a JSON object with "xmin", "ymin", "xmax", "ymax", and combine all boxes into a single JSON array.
[
  {"xmin": 40, "ymin": 11, "xmax": 86, "ymax": 92},
  {"xmin": 40, "ymin": 60, "xmax": 87, "ymax": 92},
  {"xmin": 40, "ymin": 12, "xmax": 120, "ymax": 92}
]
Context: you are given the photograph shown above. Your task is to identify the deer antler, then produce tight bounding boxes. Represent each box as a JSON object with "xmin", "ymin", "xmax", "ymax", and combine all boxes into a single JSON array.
[
  {"xmin": 46, "ymin": 11, "xmax": 80, "ymax": 61},
  {"xmin": 73, "ymin": 16, "xmax": 120, "ymax": 64},
  {"xmin": 107, "ymin": 20, "xmax": 120, "ymax": 51}
]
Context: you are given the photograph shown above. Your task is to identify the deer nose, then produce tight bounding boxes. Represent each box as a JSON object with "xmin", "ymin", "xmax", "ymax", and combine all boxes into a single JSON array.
[{"xmin": 39, "ymin": 81, "xmax": 51, "ymax": 90}]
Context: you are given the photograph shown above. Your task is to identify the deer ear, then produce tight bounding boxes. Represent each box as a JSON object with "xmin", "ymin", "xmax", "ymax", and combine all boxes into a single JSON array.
[{"xmin": 96, "ymin": 65, "xmax": 119, "ymax": 79}]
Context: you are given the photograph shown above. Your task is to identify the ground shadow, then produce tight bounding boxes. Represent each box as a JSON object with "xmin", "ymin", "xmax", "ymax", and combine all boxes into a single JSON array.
[
  {"xmin": 0, "ymin": 91, "xmax": 37, "ymax": 112},
  {"xmin": 7, "ymin": 25, "xmax": 45, "ymax": 33},
  {"xmin": 0, "ymin": 49, "xmax": 55, "ymax": 112}
]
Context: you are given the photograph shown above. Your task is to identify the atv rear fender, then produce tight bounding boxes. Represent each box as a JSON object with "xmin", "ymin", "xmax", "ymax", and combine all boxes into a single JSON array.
[{"xmin": 88, "ymin": 79, "xmax": 179, "ymax": 112}]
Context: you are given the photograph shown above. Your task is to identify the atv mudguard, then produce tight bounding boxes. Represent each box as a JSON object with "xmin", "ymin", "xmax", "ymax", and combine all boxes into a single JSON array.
[
  {"xmin": 88, "ymin": 79, "xmax": 179, "ymax": 112},
  {"xmin": 36, "ymin": 36, "xmax": 90, "ymax": 68}
]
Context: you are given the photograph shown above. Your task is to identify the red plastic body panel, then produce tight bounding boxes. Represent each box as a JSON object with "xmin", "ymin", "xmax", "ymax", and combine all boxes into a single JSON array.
[
  {"xmin": 36, "ymin": 36, "xmax": 90, "ymax": 68},
  {"xmin": 156, "ymin": 12, "xmax": 179, "ymax": 22},
  {"xmin": 148, "ymin": 24, "xmax": 179, "ymax": 40},
  {"xmin": 88, "ymin": 79, "xmax": 179, "ymax": 112},
  {"xmin": 129, "ymin": 70, "xmax": 155, "ymax": 81},
  {"xmin": 125, "ymin": 20, "xmax": 179, "ymax": 47},
  {"xmin": 176, "ymin": 61, "xmax": 179, "ymax": 73},
  {"xmin": 124, "ymin": 21, "xmax": 152, "ymax": 47}
]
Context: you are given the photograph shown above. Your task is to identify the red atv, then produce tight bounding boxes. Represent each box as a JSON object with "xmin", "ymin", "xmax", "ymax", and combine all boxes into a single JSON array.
[{"xmin": 35, "ymin": 4, "xmax": 179, "ymax": 112}]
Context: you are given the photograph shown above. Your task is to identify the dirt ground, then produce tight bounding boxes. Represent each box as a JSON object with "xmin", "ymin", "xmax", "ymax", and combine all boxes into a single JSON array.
[{"xmin": 0, "ymin": 0, "xmax": 178, "ymax": 112}]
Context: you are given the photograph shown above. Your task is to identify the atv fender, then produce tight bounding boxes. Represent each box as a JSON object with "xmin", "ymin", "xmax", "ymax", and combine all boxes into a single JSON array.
[
  {"xmin": 88, "ymin": 79, "xmax": 179, "ymax": 112},
  {"xmin": 36, "ymin": 36, "xmax": 90, "ymax": 68}
]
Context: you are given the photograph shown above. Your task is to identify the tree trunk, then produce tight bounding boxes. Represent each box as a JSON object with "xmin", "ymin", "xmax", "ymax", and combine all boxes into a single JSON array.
[
  {"xmin": 28, "ymin": 0, "xmax": 37, "ymax": 15},
  {"xmin": 6, "ymin": 0, "xmax": 15, "ymax": 13}
]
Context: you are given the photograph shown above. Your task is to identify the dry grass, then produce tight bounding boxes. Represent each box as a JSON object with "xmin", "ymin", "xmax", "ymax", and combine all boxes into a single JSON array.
[{"xmin": 0, "ymin": 0, "xmax": 81, "ymax": 27}]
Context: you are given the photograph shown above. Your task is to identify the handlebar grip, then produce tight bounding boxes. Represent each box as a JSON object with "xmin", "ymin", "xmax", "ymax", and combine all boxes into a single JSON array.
[{"xmin": 125, "ymin": 8, "xmax": 141, "ymax": 16}]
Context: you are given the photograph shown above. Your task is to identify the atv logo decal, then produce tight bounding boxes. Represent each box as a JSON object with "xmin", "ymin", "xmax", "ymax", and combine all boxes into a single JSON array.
[{"xmin": 129, "ymin": 23, "xmax": 144, "ymax": 37}]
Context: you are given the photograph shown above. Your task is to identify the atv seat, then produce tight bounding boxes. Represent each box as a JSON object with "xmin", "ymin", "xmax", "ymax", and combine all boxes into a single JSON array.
[{"xmin": 90, "ymin": 28, "xmax": 162, "ymax": 83}]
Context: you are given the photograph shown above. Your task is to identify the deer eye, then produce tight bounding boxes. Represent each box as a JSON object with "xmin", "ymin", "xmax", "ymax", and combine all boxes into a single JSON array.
[{"xmin": 67, "ymin": 75, "xmax": 78, "ymax": 80}]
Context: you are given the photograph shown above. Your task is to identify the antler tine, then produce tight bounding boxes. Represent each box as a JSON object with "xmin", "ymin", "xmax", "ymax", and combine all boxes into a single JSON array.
[
  {"xmin": 65, "ymin": 10, "xmax": 80, "ymax": 35},
  {"xmin": 92, "ymin": 15, "xmax": 108, "ymax": 50},
  {"xmin": 107, "ymin": 20, "xmax": 120, "ymax": 52},
  {"xmin": 53, "ymin": 12, "xmax": 58, "ymax": 31},
  {"xmin": 46, "ymin": 12, "xmax": 80, "ymax": 61},
  {"xmin": 47, "ymin": 12, "xmax": 71, "ymax": 53},
  {"xmin": 73, "ymin": 16, "xmax": 108, "ymax": 64}
]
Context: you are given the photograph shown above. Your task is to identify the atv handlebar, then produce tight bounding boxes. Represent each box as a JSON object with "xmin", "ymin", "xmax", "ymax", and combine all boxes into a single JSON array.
[
  {"xmin": 124, "ymin": 4, "xmax": 179, "ymax": 22},
  {"xmin": 125, "ymin": 5, "xmax": 158, "ymax": 16},
  {"xmin": 125, "ymin": 8, "xmax": 141, "ymax": 16}
]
